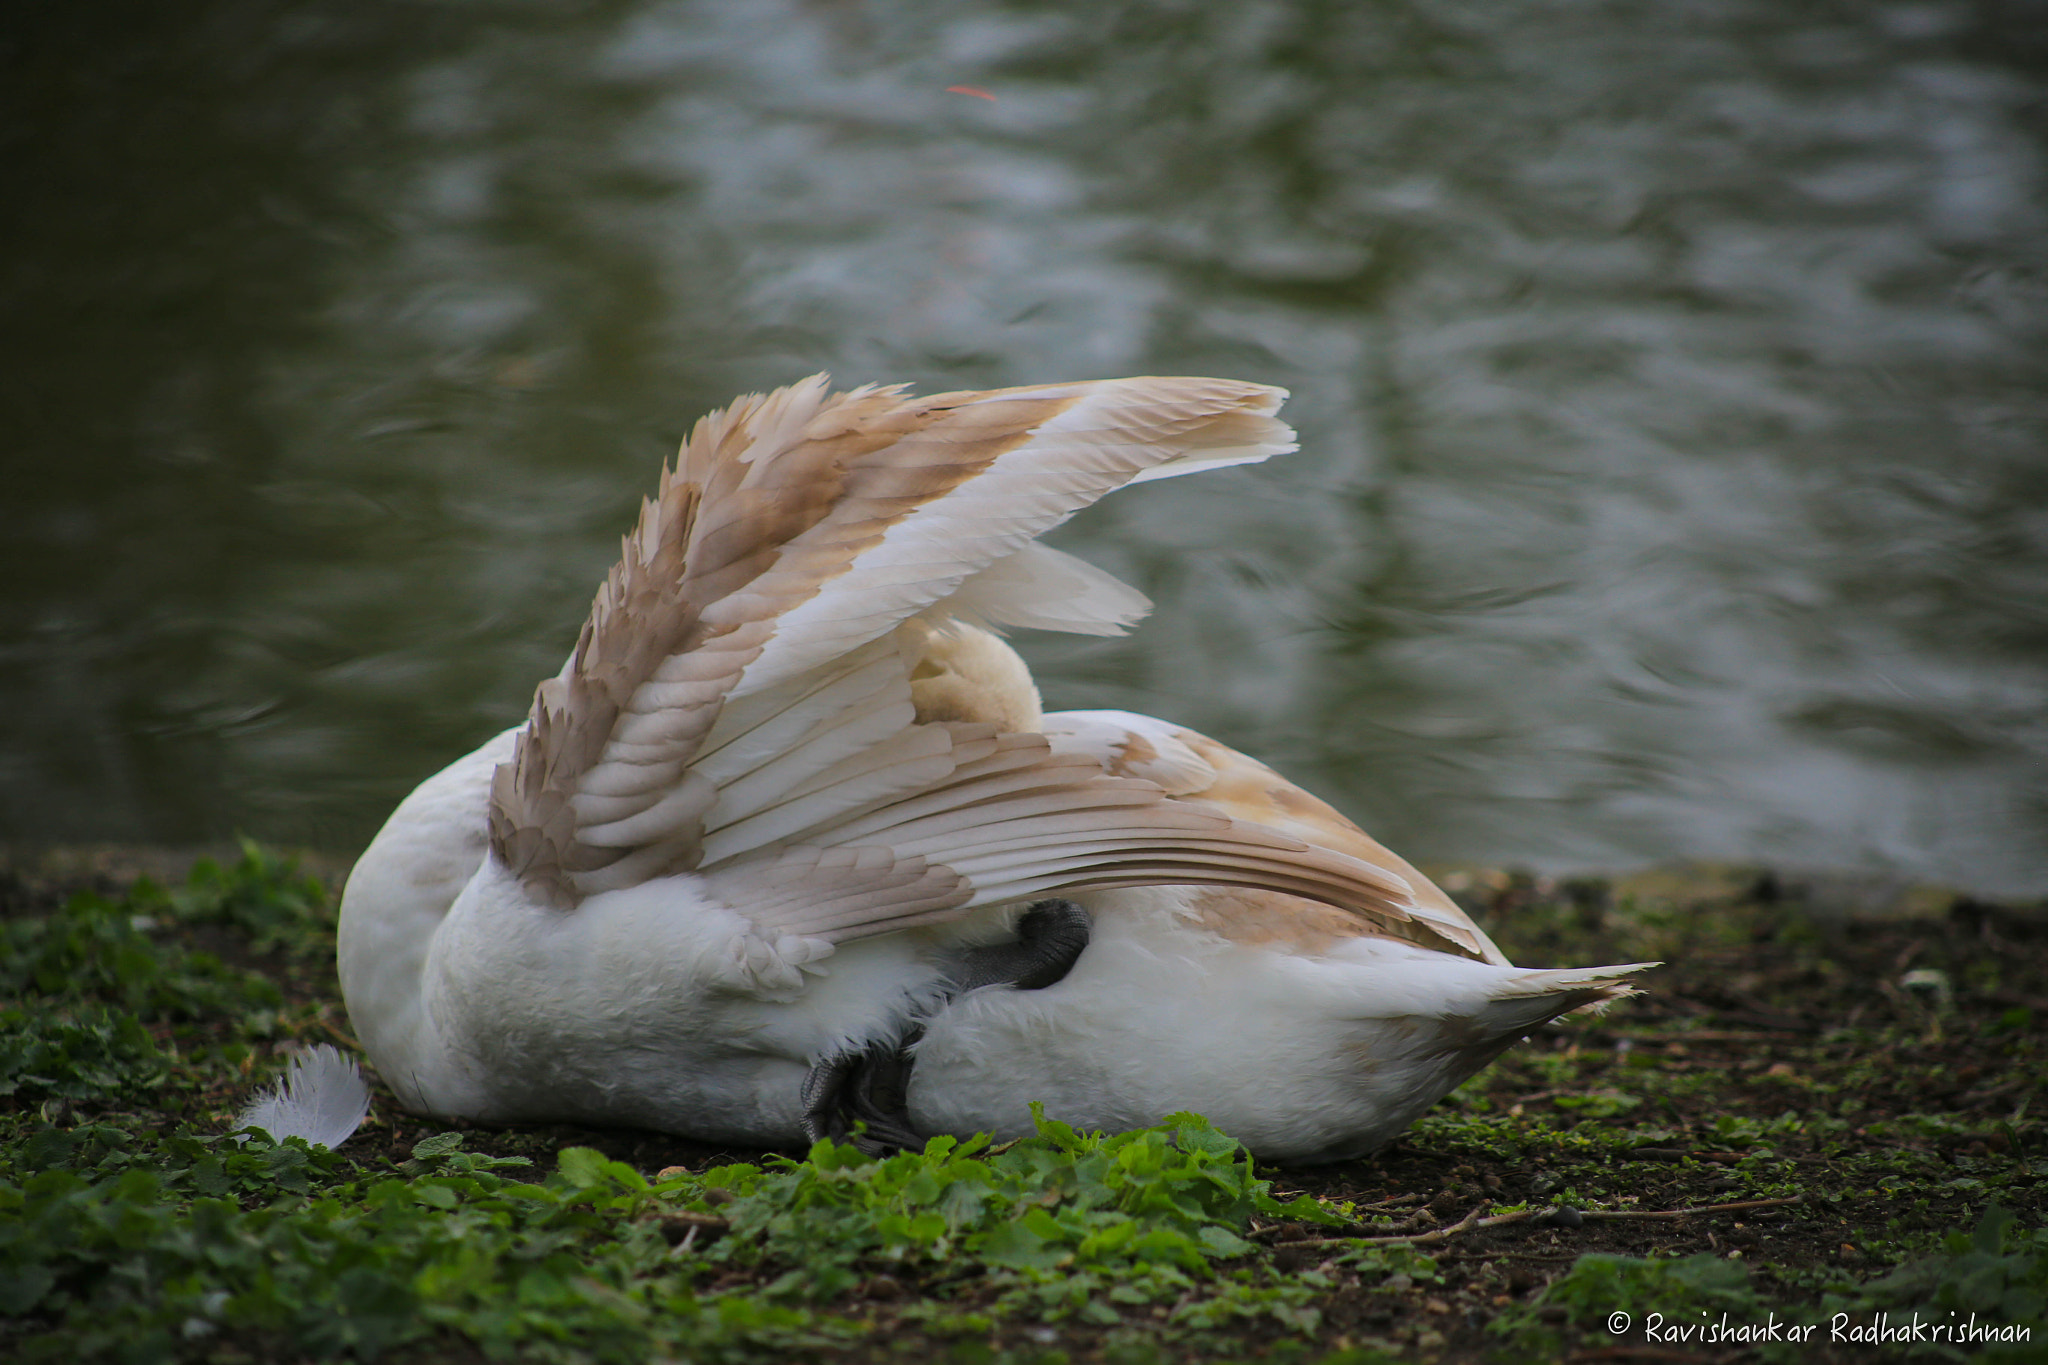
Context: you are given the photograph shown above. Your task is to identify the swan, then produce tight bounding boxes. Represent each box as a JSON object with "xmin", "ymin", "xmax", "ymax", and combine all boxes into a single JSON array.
[{"xmin": 336, "ymin": 375, "xmax": 1651, "ymax": 1163}]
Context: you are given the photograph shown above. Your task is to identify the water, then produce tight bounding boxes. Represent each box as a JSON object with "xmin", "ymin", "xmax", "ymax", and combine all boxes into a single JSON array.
[{"xmin": 6, "ymin": 0, "xmax": 2046, "ymax": 894}]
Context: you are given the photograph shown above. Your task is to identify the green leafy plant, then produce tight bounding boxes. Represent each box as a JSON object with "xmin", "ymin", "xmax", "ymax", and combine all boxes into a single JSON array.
[
  {"xmin": 2, "ymin": 845, "xmax": 2042, "ymax": 1362},
  {"xmin": 1492, "ymin": 1207, "xmax": 2047, "ymax": 1362}
]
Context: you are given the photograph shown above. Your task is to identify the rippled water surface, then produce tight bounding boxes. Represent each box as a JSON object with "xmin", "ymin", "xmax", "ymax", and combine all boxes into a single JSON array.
[{"xmin": 7, "ymin": 0, "xmax": 2046, "ymax": 892}]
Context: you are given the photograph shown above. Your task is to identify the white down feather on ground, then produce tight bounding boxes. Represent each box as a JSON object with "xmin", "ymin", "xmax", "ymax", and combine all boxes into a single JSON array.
[{"xmin": 236, "ymin": 1045, "xmax": 372, "ymax": 1149}]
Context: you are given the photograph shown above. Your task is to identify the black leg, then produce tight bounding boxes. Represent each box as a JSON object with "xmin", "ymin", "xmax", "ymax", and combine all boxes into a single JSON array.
[
  {"xmin": 799, "ymin": 899, "xmax": 1093, "ymax": 1155},
  {"xmin": 951, "ymin": 899, "xmax": 1093, "ymax": 993},
  {"xmin": 800, "ymin": 1026, "xmax": 927, "ymax": 1155}
]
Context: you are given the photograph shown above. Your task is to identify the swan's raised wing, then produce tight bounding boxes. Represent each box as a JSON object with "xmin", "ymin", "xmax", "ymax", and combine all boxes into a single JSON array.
[
  {"xmin": 1042, "ymin": 710, "xmax": 1512, "ymax": 964},
  {"xmin": 494, "ymin": 376, "xmax": 1430, "ymax": 937}
]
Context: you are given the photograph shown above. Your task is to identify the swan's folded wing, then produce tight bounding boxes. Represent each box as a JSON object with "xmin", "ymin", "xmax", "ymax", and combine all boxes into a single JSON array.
[
  {"xmin": 1042, "ymin": 710, "xmax": 1512, "ymax": 965},
  {"xmin": 695, "ymin": 723, "xmax": 1426, "ymax": 943},
  {"xmin": 489, "ymin": 375, "xmax": 1295, "ymax": 904},
  {"xmin": 565, "ymin": 628, "xmax": 1421, "ymax": 943}
]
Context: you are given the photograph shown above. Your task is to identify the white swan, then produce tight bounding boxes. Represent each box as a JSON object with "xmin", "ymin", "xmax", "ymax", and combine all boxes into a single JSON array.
[{"xmin": 337, "ymin": 375, "xmax": 1650, "ymax": 1163}]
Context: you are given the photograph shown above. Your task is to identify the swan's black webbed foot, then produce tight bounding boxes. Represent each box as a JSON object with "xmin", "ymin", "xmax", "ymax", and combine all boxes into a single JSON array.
[
  {"xmin": 800, "ymin": 1031, "xmax": 925, "ymax": 1156},
  {"xmin": 951, "ymin": 899, "xmax": 1093, "ymax": 993},
  {"xmin": 798, "ymin": 899, "xmax": 1093, "ymax": 1155}
]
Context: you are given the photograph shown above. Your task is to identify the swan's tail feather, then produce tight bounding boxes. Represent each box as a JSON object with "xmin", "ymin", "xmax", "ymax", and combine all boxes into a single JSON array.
[
  {"xmin": 1484, "ymin": 961, "xmax": 1660, "ymax": 1032},
  {"xmin": 236, "ymin": 1045, "xmax": 372, "ymax": 1149}
]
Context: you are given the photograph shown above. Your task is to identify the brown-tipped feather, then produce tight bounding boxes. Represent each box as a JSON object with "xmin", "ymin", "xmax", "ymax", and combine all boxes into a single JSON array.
[
  {"xmin": 489, "ymin": 375, "xmax": 1306, "ymax": 918},
  {"xmin": 490, "ymin": 378, "xmax": 1087, "ymax": 900},
  {"xmin": 1070, "ymin": 720, "xmax": 1508, "ymax": 964},
  {"xmin": 1161, "ymin": 731, "xmax": 1507, "ymax": 963}
]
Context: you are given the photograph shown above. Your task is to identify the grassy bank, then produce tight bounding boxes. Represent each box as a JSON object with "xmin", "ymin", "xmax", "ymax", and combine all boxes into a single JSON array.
[{"xmin": 2, "ymin": 844, "xmax": 2043, "ymax": 1362}]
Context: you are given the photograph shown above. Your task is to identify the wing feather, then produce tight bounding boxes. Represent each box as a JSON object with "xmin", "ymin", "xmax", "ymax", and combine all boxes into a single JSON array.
[
  {"xmin": 484, "ymin": 375, "xmax": 1458, "ymax": 957},
  {"xmin": 488, "ymin": 375, "xmax": 1293, "ymax": 904},
  {"xmin": 939, "ymin": 542, "xmax": 1154, "ymax": 636},
  {"xmin": 1043, "ymin": 710, "xmax": 1510, "ymax": 964}
]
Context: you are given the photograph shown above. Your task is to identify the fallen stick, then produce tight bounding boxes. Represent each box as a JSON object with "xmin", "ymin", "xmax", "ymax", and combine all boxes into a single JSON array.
[
  {"xmin": 1271, "ymin": 1195, "xmax": 1802, "ymax": 1249},
  {"xmin": 1580, "ymin": 1196, "xmax": 1801, "ymax": 1222},
  {"xmin": 1276, "ymin": 1203, "xmax": 1528, "ymax": 1249}
]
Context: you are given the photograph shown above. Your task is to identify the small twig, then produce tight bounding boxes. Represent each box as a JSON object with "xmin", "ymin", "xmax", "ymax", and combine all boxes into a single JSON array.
[
  {"xmin": 1330, "ymin": 1192, "xmax": 1428, "ymax": 1215},
  {"xmin": 314, "ymin": 1013, "xmax": 361, "ymax": 1051},
  {"xmin": 1257, "ymin": 1193, "xmax": 1425, "ymax": 1238},
  {"xmin": 1367, "ymin": 1192, "xmax": 1431, "ymax": 1209},
  {"xmin": 1579, "ymin": 1196, "xmax": 1800, "ymax": 1222},
  {"xmin": 1511, "ymin": 1089, "xmax": 1567, "ymax": 1106},
  {"xmin": 655, "ymin": 1210, "xmax": 731, "ymax": 1251},
  {"xmin": 1270, "ymin": 1196, "xmax": 1802, "ymax": 1250},
  {"xmin": 1283, "ymin": 1203, "xmax": 1523, "ymax": 1249},
  {"xmin": 1629, "ymin": 1148, "xmax": 1746, "ymax": 1165},
  {"xmin": 1438, "ymin": 1249, "xmax": 1584, "ymax": 1264}
]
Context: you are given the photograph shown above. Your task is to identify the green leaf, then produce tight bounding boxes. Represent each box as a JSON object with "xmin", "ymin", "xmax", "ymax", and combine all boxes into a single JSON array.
[
  {"xmin": 409, "ymin": 1132, "xmax": 467, "ymax": 1162},
  {"xmin": 0, "ymin": 1265, "xmax": 56, "ymax": 1316},
  {"xmin": 555, "ymin": 1147, "xmax": 611, "ymax": 1190}
]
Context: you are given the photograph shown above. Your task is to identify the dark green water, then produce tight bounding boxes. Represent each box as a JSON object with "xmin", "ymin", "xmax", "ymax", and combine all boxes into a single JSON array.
[{"xmin": 6, "ymin": 0, "xmax": 2046, "ymax": 893}]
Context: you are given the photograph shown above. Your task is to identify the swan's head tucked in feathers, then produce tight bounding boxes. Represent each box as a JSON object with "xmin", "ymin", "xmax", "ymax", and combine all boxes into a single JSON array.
[{"xmin": 903, "ymin": 620, "xmax": 1043, "ymax": 734}]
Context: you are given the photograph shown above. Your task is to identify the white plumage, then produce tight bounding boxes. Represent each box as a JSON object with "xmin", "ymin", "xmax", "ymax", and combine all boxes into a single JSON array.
[
  {"xmin": 236, "ymin": 1045, "xmax": 373, "ymax": 1149},
  {"xmin": 335, "ymin": 376, "xmax": 1651, "ymax": 1161}
]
